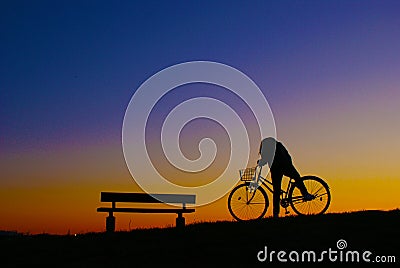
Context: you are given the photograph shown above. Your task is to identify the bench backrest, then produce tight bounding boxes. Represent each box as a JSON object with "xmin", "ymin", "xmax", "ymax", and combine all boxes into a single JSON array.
[{"xmin": 100, "ymin": 192, "xmax": 196, "ymax": 205}]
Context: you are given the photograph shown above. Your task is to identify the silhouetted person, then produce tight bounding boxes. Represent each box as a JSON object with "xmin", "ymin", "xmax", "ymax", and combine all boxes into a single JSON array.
[{"xmin": 257, "ymin": 137, "xmax": 313, "ymax": 218}]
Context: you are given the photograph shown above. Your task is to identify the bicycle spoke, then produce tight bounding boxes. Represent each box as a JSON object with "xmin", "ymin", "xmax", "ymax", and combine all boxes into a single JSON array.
[
  {"xmin": 311, "ymin": 185, "xmax": 324, "ymax": 196},
  {"xmin": 314, "ymin": 192, "xmax": 328, "ymax": 198}
]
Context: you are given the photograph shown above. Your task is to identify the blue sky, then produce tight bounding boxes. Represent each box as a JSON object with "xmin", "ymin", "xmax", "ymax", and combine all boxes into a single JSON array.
[{"xmin": 1, "ymin": 0, "xmax": 399, "ymax": 158}]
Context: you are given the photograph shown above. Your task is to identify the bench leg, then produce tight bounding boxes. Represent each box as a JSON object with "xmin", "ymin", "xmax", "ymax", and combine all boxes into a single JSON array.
[
  {"xmin": 106, "ymin": 213, "xmax": 115, "ymax": 233},
  {"xmin": 176, "ymin": 212, "xmax": 185, "ymax": 228}
]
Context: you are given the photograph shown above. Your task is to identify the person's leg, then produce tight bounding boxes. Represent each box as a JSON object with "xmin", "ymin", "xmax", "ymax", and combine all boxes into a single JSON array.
[
  {"xmin": 271, "ymin": 170, "xmax": 283, "ymax": 218},
  {"xmin": 283, "ymin": 162, "xmax": 309, "ymax": 196}
]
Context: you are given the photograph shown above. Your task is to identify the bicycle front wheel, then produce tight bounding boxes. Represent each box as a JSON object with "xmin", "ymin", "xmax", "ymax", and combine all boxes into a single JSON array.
[
  {"xmin": 228, "ymin": 183, "xmax": 269, "ymax": 221},
  {"xmin": 289, "ymin": 176, "xmax": 331, "ymax": 215}
]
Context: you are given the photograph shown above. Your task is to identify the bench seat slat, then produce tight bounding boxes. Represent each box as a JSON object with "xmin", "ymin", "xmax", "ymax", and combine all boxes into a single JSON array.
[
  {"xmin": 100, "ymin": 192, "xmax": 196, "ymax": 204},
  {"xmin": 97, "ymin": 207, "xmax": 195, "ymax": 213}
]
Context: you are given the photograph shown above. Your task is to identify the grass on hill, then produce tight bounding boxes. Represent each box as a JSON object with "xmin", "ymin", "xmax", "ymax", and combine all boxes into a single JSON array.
[{"xmin": 1, "ymin": 209, "xmax": 399, "ymax": 267}]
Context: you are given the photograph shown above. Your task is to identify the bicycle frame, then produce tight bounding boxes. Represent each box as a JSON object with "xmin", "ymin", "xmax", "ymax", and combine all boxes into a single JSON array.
[{"xmin": 251, "ymin": 165, "xmax": 302, "ymax": 206}]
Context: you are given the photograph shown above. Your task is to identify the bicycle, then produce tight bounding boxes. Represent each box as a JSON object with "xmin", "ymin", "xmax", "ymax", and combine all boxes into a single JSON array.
[{"xmin": 228, "ymin": 165, "xmax": 331, "ymax": 221}]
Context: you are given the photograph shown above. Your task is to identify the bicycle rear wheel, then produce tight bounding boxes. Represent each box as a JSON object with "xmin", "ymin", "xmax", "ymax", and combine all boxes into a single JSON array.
[
  {"xmin": 289, "ymin": 176, "xmax": 331, "ymax": 215},
  {"xmin": 228, "ymin": 183, "xmax": 269, "ymax": 221}
]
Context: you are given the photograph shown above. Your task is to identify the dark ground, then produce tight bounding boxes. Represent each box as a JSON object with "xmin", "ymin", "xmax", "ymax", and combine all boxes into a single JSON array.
[{"xmin": 0, "ymin": 209, "xmax": 399, "ymax": 267}]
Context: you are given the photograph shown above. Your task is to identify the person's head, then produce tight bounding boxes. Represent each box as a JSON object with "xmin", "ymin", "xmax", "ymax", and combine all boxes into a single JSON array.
[{"xmin": 259, "ymin": 137, "xmax": 277, "ymax": 154}]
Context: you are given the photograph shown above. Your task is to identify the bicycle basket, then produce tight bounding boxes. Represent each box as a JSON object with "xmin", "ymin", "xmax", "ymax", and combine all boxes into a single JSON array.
[{"xmin": 239, "ymin": 167, "xmax": 256, "ymax": 181}]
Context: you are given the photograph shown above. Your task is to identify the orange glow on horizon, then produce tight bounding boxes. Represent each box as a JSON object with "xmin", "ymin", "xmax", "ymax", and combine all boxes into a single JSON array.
[{"xmin": 1, "ymin": 174, "xmax": 399, "ymax": 234}]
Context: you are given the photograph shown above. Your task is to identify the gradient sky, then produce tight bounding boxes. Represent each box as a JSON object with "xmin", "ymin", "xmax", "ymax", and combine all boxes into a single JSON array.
[{"xmin": 1, "ymin": 0, "xmax": 399, "ymax": 234}]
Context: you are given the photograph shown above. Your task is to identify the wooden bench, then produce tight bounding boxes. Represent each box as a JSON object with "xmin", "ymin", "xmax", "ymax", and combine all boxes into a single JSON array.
[{"xmin": 97, "ymin": 192, "xmax": 196, "ymax": 232}]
